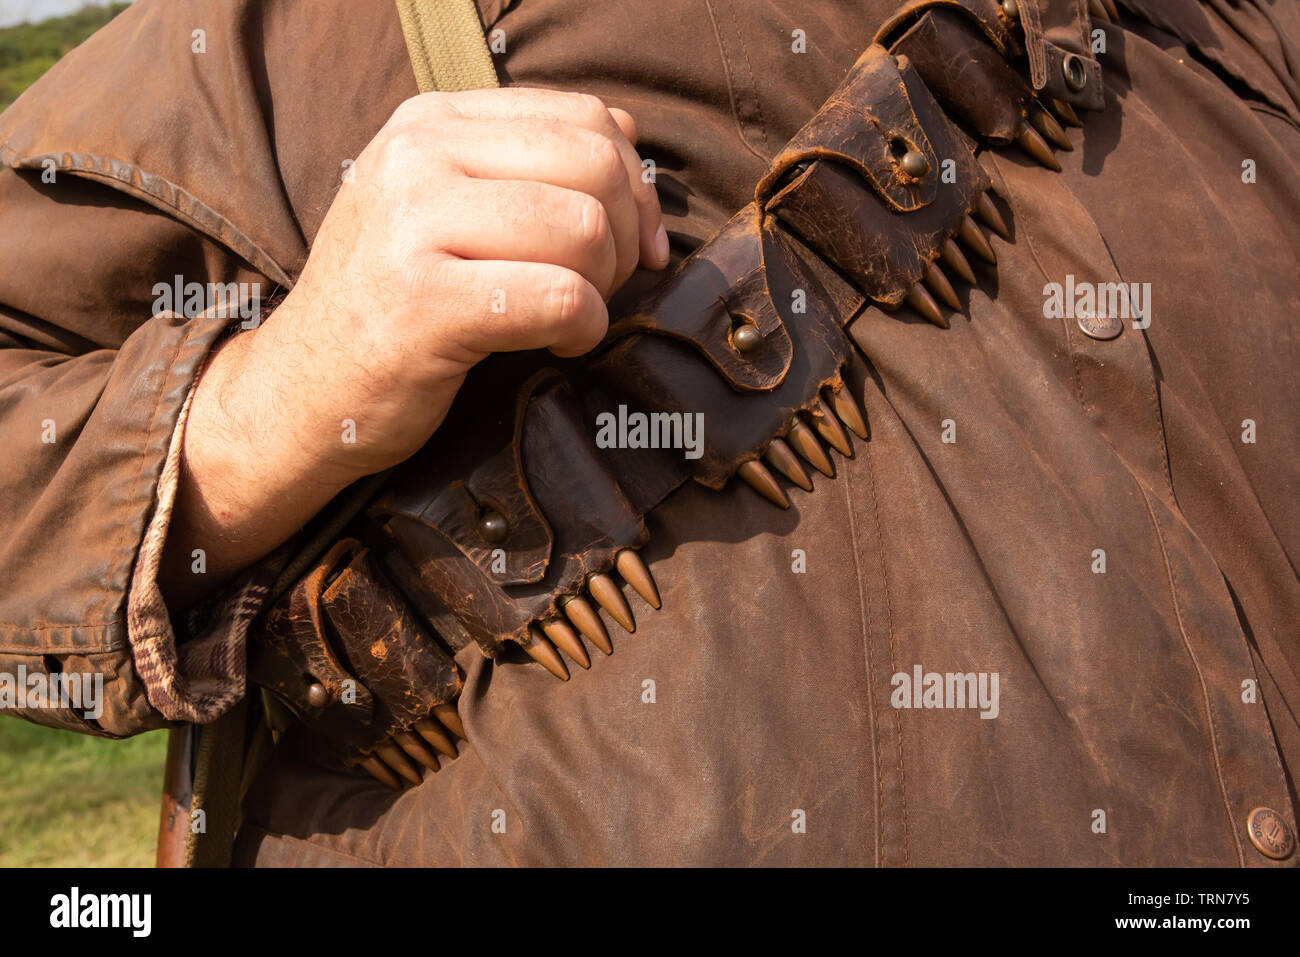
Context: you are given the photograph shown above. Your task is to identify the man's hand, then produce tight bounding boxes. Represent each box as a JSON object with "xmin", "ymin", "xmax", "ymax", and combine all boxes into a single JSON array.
[{"xmin": 160, "ymin": 89, "xmax": 667, "ymax": 607}]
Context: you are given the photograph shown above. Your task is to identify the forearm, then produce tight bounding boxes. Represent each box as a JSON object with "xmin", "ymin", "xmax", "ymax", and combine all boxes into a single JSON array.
[{"xmin": 156, "ymin": 319, "xmax": 361, "ymax": 609}]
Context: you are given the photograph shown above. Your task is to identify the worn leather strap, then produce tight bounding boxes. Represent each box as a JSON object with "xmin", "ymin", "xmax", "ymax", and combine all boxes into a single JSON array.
[
  {"xmin": 875, "ymin": 0, "xmax": 1104, "ymax": 110},
  {"xmin": 254, "ymin": 33, "xmax": 991, "ymax": 731},
  {"xmin": 251, "ymin": 0, "xmax": 1110, "ymax": 771}
]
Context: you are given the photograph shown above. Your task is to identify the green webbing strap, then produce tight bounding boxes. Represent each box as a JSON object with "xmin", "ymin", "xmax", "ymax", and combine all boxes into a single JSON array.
[
  {"xmin": 184, "ymin": 698, "xmax": 247, "ymax": 867},
  {"xmin": 394, "ymin": 0, "xmax": 500, "ymax": 93}
]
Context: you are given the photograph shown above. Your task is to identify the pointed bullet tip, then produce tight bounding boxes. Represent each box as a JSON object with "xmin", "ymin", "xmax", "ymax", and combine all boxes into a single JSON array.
[
  {"xmin": 827, "ymin": 387, "xmax": 869, "ymax": 441},
  {"xmin": 738, "ymin": 459, "xmax": 791, "ymax": 508},
  {"xmin": 940, "ymin": 238, "xmax": 976, "ymax": 285},
  {"xmin": 523, "ymin": 628, "xmax": 571, "ymax": 680},
  {"xmin": 924, "ymin": 262, "xmax": 962, "ymax": 311},
  {"xmin": 809, "ymin": 401, "xmax": 853, "ymax": 456},
  {"xmin": 360, "ymin": 756, "xmax": 401, "ymax": 790},
  {"xmin": 787, "ymin": 418, "xmax": 835, "ymax": 477},
  {"xmin": 564, "ymin": 595, "xmax": 614, "ymax": 654},
  {"xmin": 959, "ymin": 216, "xmax": 997, "ymax": 264},
  {"xmin": 1051, "ymin": 98, "xmax": 1083, "ymax": 127},
  {"xmin": 1017, "ymin": 123, "xmax": 1062, "ymax": 171},
  {"xmin": 543, "ymin": 618, "xmax": 592, "ymax": 670},
  {"xmin": 589, "ymin": 574, "xmax": 636, "ymax": 633},
  {"xmin": 431, "ymin": 703, "xmax": 466, "ymax": 741},
  {"xmin": 975, "ymin": 193, "xmax": 1010, "ymax": 241},
  {"xmin": 907, "ymin": 283, "xmax": 948, "ymax": 329},
  {"xmin": 766, "ymin": 437, "xmax": 814, "ymax": 492},
  {"xmin": 615, "ymin": 550, "xmax": 662, "ymax": 611}
]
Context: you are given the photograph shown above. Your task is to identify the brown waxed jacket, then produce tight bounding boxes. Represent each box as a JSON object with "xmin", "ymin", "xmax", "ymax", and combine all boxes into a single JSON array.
[{"xmin": 1, "ymin": 0, "xmax": 1298, "ymax": 866}]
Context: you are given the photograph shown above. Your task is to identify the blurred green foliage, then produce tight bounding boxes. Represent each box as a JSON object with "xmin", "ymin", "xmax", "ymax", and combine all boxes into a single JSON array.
[{"xmin": 0, "ymin": 3, "xmax": 130, "ymax": 111}]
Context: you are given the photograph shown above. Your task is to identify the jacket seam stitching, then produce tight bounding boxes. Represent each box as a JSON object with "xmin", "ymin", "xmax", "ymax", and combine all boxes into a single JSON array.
[
  {"xmin": 703, "ymin": 0, "xmax": 774, "ymax": 164},
  {"xmin": 864, "ymin": 428, "xmax": 909, "ymax": 865},
  {"xmin": 0, "ymin": 147, "xmax": 293, "ymax": 289},
  {"xmin": 1136, "ymin": 484, "xmax": 1246, "ymax": 865},
  {"xmin": 843, "ymin": 411, "xmax": 883, "ymax": 867}
]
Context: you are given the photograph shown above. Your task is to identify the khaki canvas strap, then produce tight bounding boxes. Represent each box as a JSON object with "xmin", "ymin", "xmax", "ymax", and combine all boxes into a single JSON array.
[{"xmin": 394, "ymin": 0, "xmax": 500, "ymax": 93}]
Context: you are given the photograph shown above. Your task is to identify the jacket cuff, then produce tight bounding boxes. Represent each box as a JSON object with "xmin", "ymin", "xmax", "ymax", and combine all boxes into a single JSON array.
[{"xmin": 125, "ymin": 361, "xmax": 288, "ymax": 725}]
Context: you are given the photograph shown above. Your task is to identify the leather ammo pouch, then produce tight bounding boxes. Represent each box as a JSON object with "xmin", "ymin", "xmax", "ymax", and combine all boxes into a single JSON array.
[
  {"xmin": 250, "ymin": 0, "xmax": 1106, "ymax": 770},
  {"xmin": 251, "ymin": 538, "xmax": 462, "ymax": 755}
]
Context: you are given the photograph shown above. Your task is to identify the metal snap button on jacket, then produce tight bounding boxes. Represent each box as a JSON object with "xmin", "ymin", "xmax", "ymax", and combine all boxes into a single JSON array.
[
  {"xmin": 1077, "ymin": 310, "xmax": 1123, "ymax": 340},
  {"xmin": 1246, "ymin": 807, "xmax": 1296, "ymax": 860}
]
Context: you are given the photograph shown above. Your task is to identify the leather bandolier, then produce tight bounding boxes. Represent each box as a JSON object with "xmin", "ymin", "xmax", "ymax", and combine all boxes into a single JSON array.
[{"xmin": 249, "ymin": 0, "xmax": 1118, "ymax": 788}]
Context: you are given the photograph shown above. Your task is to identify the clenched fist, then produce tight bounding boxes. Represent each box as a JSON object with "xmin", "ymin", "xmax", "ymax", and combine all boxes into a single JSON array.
[{"xmin": 161, "ymin": 89, "xmax": 667, "ymax": 606}]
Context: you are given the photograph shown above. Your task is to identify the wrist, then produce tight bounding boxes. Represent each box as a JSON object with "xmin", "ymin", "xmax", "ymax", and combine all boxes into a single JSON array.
[{"xmin": 181, "ymin": 326, "xmax": 355, "ymax": 540}]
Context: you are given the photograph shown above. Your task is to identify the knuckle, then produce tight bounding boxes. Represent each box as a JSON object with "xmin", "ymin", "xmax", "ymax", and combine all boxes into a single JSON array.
[
  {"xmin": 429, "ymin": 89, "xmax": 476, "ymax": 118},
  {"xmin": 572, "ymin": 193, "xmax": 611, "ymax": 252},
  {"xmin": 395, "ymin": 91, "xmax": 448, "ymax": 123},
  {"xmin": 390, "ymin": 95, "xmax": 423, "ymax": 122},
  {"xmin": 374, "ymin": 123, "xmax": 426, "ymax": 170},
  {"xmin": 587, "ymin": 135, "xmax": 626, "ymax": 191},
  {"xmin": 545, "ymin": 272, "xmax": 588, "ymax": 328},
  {"xmin": 573, "ymin": 92, "xmax": 609, "ymax": 122},
  {"xmin": 403, "ymin": 256, "xmax": 454, "ymax": 301}
]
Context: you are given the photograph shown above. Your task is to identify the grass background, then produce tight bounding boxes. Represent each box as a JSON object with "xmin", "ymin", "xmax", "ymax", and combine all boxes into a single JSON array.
[
  {"xmin": 1, "ymin": 1, "xmax": 164, "ymax": 868},
  {"xmin": 0, "ymin": 721, "xmax": 166, "ymax": 866}
]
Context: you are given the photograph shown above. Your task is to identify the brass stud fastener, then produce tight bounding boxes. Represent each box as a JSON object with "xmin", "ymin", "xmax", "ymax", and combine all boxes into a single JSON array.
[
  {"xmin": 900, "ymin": 149, "xmax": 929, "ymax": 178},
  {"xmin": 306, "ymin": 682, "xmax": 329, "ymax": 709},
  {"xmin": 478, "ymin": 509, "xmax": 508, "ymax": 544},
  {"xmin": 732, "ymin": 322, "xmax": 762, "ymax": 354}
]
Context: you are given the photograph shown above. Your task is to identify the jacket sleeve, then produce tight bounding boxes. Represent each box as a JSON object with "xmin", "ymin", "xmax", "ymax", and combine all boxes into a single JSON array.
[
  {"xmin": 0, "ymin": 0, "xmax": 417, "ymax": 737},
  {"xmin": 0, "ymin": 158, "xmax": 280, "ymax": 737}
]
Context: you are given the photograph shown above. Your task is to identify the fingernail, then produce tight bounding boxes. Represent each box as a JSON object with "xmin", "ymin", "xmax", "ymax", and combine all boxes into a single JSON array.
[{"xmin": 654, "ymin": 223, "xmax": 670, "ymax": 268}]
